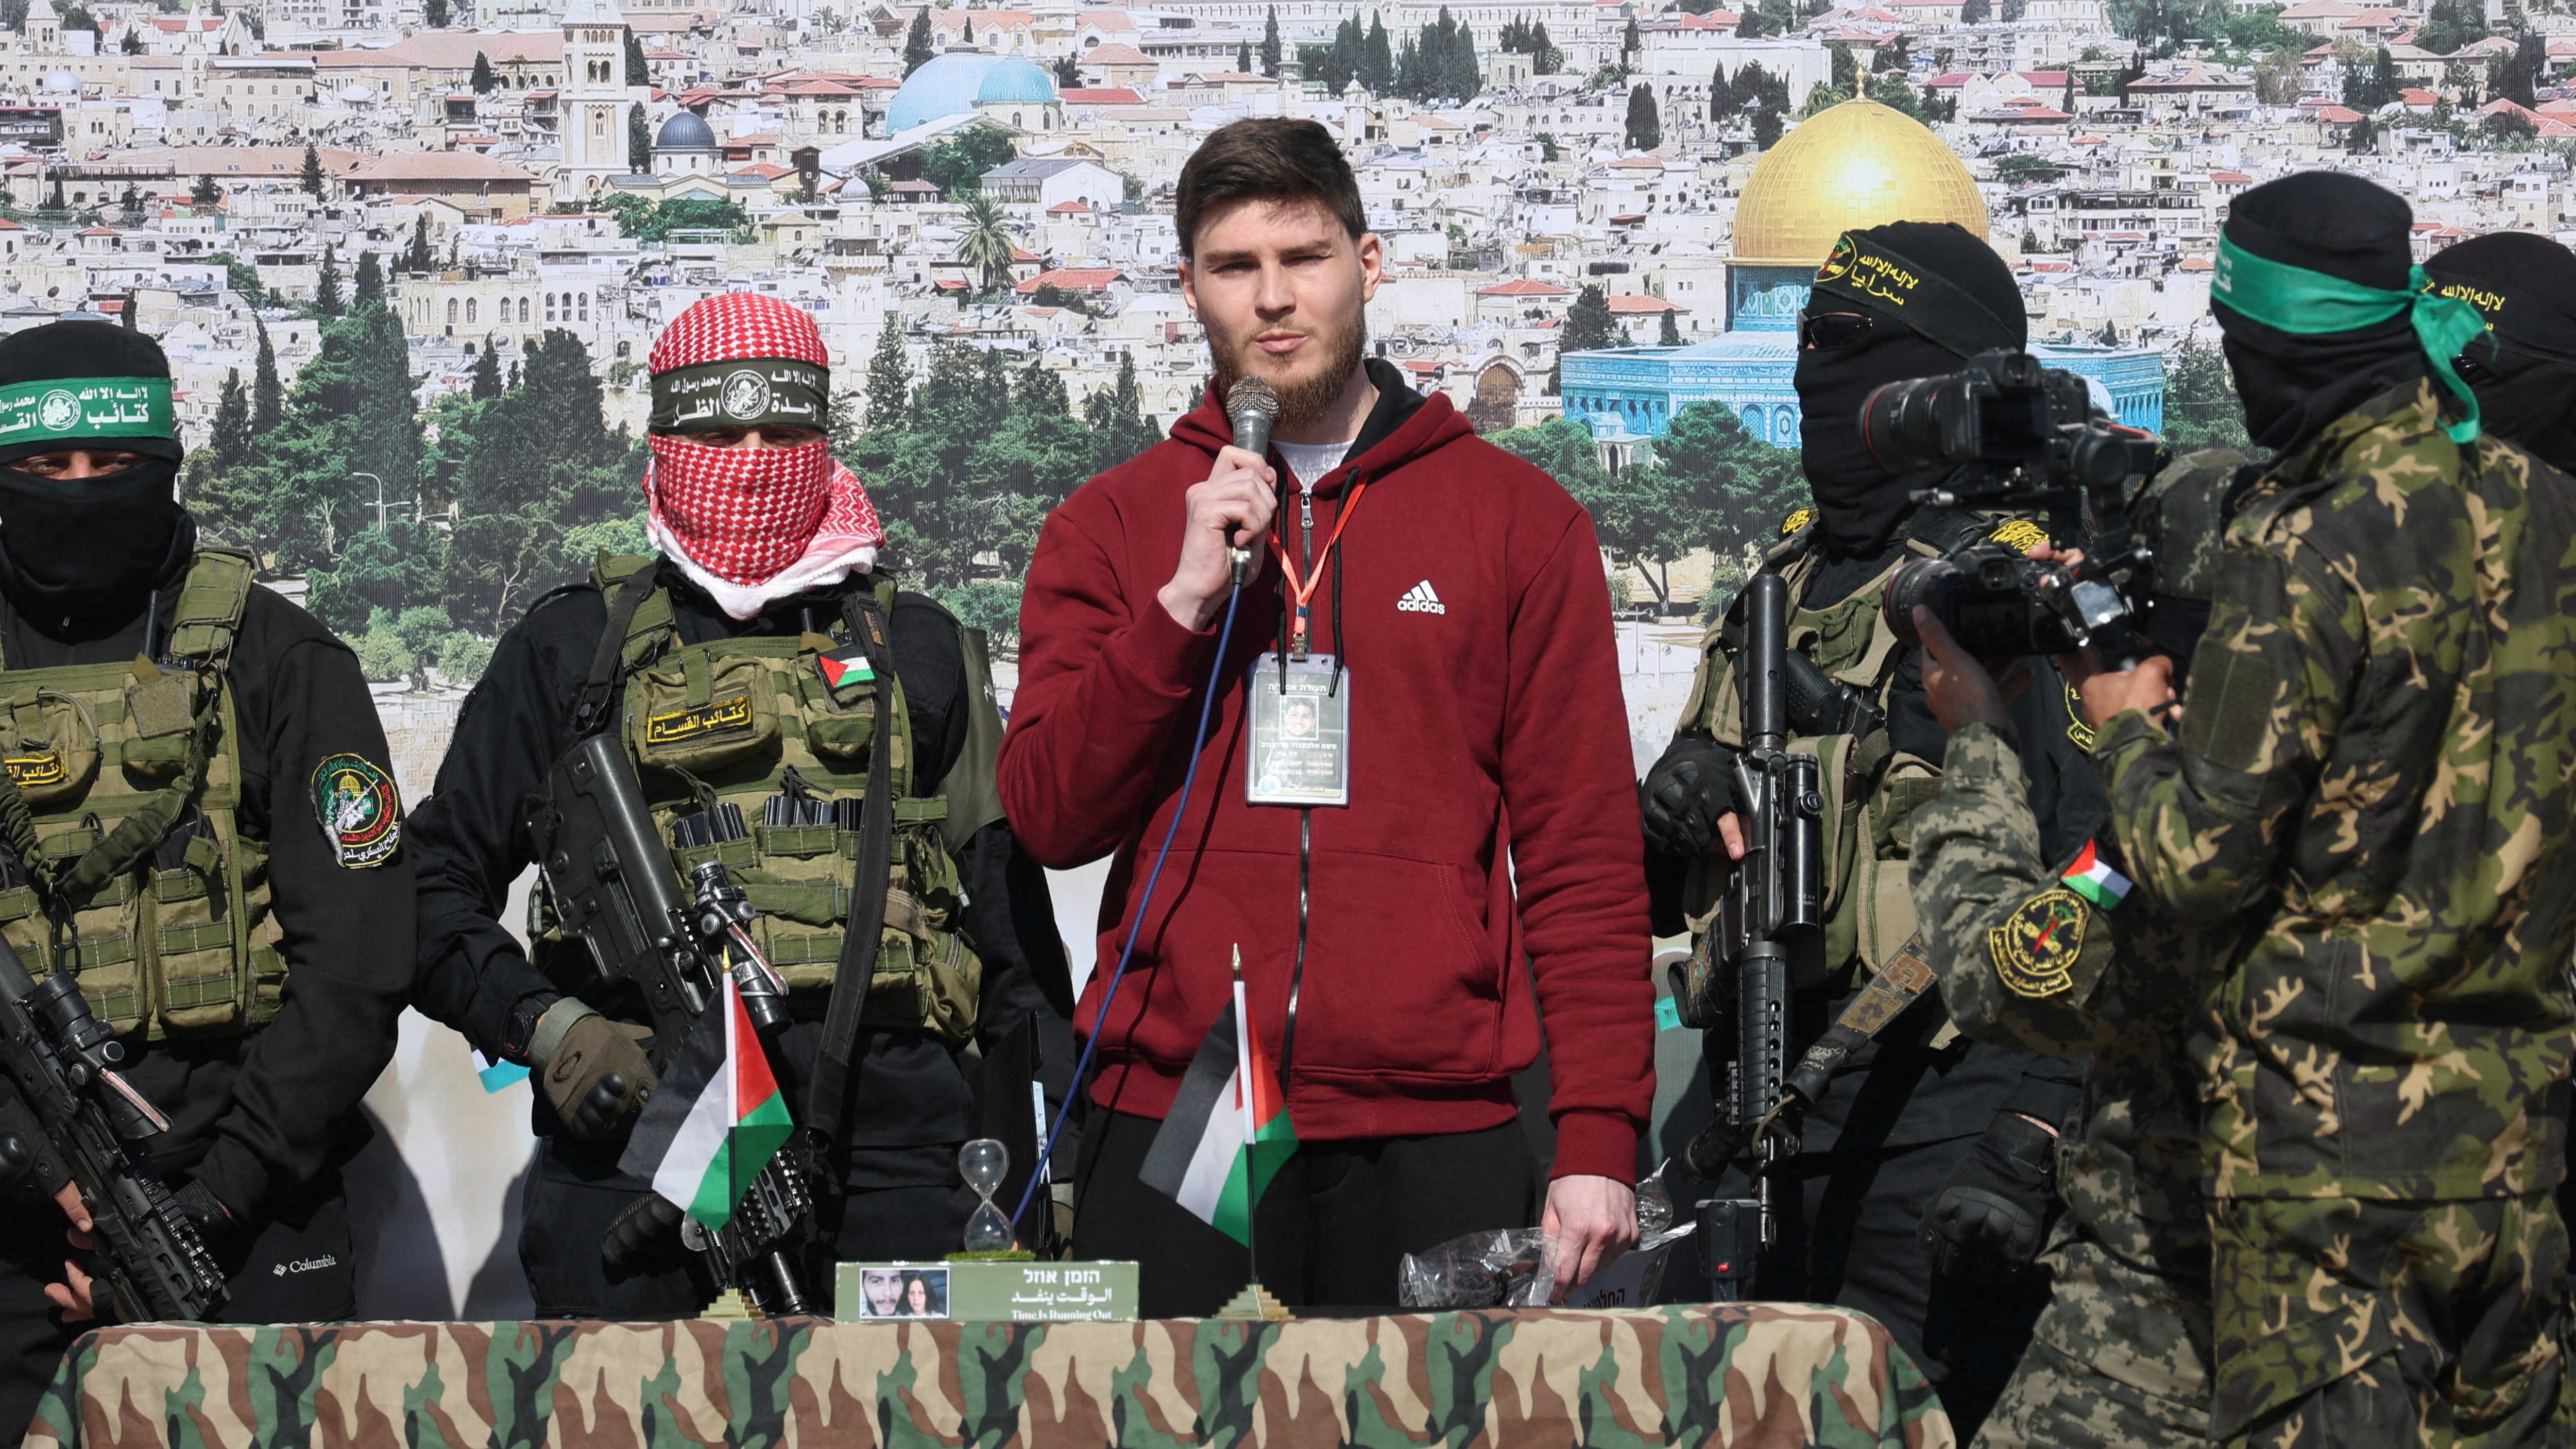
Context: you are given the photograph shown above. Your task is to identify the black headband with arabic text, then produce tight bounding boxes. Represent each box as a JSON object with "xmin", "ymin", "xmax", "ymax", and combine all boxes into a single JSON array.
[
  {"xmin": 649, "ymin": 357, "xmax": 830, "ymax": 432},
  {"xmin": 1811, "ymin": 232, "xmax": 2022, "ymax": 357},
  {"xmin": 2419, "ymin": 271, "xmax": 2576, "ymax": 368}
]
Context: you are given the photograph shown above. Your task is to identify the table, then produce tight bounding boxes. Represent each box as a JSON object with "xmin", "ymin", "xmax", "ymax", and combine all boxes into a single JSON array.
[{"xmin": 25, "ymin": 1304, "xmax": 1955, "ymax": 1448}]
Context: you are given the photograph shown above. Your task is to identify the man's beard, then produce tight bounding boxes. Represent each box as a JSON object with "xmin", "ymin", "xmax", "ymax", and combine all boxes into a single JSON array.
[{"xmin": 1210, "ymin": 310, "xmax": 1369, "ymax": 433}]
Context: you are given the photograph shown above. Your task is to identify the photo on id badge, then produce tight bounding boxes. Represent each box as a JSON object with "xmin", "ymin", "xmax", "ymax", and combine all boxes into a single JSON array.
[{"xmin": 1248, "ymin": 653, "xmax": 1349, "ymax": 808}]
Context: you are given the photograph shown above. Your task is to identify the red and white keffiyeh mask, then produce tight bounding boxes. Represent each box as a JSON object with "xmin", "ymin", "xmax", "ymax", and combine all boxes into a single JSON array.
[{"xmin": 644, "ymin": 293, "xmax": 886, "ymax": 619}]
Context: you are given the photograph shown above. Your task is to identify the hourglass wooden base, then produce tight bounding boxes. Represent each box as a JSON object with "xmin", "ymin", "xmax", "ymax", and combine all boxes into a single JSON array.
[{"xmin": 1215, "ymin": 1283, "xmax": 1292, "ymax": 1321}]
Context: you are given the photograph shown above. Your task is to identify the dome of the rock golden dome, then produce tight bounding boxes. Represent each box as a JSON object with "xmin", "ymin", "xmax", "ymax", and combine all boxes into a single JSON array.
[{"xmin": 1731, "ymin": 99, "xmax": 1990, "ymax": 265}]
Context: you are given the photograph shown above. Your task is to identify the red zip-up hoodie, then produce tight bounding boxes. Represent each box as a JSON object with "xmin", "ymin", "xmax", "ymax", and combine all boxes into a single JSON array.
[{"xmin": 999, "ymin": 370, "xmax": 1653, "ymax": 1183}]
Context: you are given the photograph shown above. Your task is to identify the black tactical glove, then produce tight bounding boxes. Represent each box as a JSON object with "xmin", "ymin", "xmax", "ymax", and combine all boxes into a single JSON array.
[
  {"xmin": 173, "ymin": 1175, "xmax": 254, "ymax": 1272},
  {"xmin": 533, "ymin": 1002, "xmax": 659, "ymax": 1141},
  {"xmin": 1640, "ymin": 735, "xmax": 1736, "ymax": 857},
  {"xmin": 1921, "ymin": 1111, "xmax": 2057, "ymax": 1284},
  {"xmin": 602, "ymin": 1192, "xmax": 686, "ymax": 1271},
  {"xmin": 0, "ymin": 1094, "xmax": 69, "ymax": 1209}
]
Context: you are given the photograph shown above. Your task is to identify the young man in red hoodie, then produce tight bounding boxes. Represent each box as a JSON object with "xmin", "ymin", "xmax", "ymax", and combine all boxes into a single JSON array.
[{"xmin": 1000, "ymin": 118, "xmax": 1653, "ymax": 1314}]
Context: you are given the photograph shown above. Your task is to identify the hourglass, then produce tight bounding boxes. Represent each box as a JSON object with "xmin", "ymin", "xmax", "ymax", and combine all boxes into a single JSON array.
[{"xmin": 959, "ymin": 1138, "xmax": 1014, "ymax": 1252}]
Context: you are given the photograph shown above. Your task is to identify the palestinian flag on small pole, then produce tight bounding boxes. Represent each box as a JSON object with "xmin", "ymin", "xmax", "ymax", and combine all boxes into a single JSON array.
[
  {"xmin": 1139, "ymin": 949, "xmax": 1296, "ymax": 1246},
  {"xmin": 2061, "ymin": 839, "xmax": 2133, "ymax": 912},
  {"xmin": 617, "ymin": 974, "xmax": 794, "ymax": 1232}
]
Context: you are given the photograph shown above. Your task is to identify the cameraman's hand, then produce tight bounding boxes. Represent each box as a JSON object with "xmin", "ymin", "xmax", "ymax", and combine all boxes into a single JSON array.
[
  {"xmin": 1159, "ymin": 445, "xmax": 1277, "ymax": 630},
  {"xmin": 1914, "ymin": 607, "xmax": 2019, "ymax": 738},
  {"xmin": 2020, "ymin": 543, "xmax": 2176, "ymax": 732}
]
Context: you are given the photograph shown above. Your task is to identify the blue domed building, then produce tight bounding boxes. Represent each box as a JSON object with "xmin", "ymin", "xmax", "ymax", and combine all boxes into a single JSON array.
[
  {"xmin": 887, "ymin": 48, "xmax": 1062, "ymax": 135},
  {"xmin": 653, "ymin": 110, "xmax": 720, "ymax": 176}
]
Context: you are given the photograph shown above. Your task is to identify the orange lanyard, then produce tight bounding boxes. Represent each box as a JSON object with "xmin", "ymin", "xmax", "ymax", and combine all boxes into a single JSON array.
[{"xmin": 1269, "ymin": 479, "xmax": 1370, "ymax": 659}]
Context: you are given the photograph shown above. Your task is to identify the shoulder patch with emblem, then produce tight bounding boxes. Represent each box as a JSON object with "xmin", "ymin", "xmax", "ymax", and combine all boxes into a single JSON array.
[
  {"xmin": 1987, "ymin": 887, "xmax": 2088, "ymax": 998},
  {"xmin": 1779, "ymin": 506, "xmax": 1817, "ymax": 538},
  {"xmin": 312, "ymin": 753, "xmax": 401, "ymax": 867},
  {"xmin": 2065, "ymin": 682, "xmax": 2096, "ymax": 751},
  {"xmin": 1988, "ymin": 518, "xmax": 2050, "ymax": 555}
]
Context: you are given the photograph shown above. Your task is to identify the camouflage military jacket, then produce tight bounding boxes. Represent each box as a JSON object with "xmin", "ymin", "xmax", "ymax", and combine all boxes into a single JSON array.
[
  {"xmin": 1912, "ymin": 723, "xmax": 2236, "ymax": 1273},
  {"xmin": 2094, "ymin": 378, "xmax": 2576, "ymax": 1201}
]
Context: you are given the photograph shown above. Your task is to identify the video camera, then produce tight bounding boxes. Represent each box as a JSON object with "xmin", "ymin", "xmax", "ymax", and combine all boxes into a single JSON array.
[{"xmin": 1860, "ymin": 350, "xmax": 2169, "ymax": 667}]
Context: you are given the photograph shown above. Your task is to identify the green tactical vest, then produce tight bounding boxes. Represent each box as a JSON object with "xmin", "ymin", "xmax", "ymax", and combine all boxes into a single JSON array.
[
  {"xmin": 1678, "ymin": 510, "xmax": 2038, "ymax": 1017},
  {"xmin": 0, "ymin": 547, "xmax": 285, "ymax": 1041},
  {"xmin": 529, "ymin": 555, "xmax": 991, "ymax": 1045}
]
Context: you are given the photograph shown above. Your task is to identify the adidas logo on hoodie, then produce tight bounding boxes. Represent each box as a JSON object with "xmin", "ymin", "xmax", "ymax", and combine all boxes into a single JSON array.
[{"xmin": 1397, "ymin": 581, "xmax": 1445, "ymax": 615}]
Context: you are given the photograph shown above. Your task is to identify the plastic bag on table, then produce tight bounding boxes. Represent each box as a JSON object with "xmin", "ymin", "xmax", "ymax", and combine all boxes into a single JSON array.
[{"xmin": 1397, "ymin": 1228, "xmax": 1559, "ymax": 1308}]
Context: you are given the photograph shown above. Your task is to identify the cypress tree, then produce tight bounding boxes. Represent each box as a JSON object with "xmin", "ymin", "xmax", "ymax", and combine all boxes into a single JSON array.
[
  {"xmin": 1625, "ymin": 83, "xmax": 1660, "ymax": 149},
  {"xmin": 864, "ymin": 315, "xmax": 912, "ymax": 432},
  {"xmin": 353, "ymin": 249, "xmax": 384, "ymax": 308},
  {"xmin": 1260, "ymin": 6, "xmax": 1282, "ymax": 74},
  {"xmin": 1658, "ymin": 309, "xmax": 1682, "ymax": 345},
  {"xmin": 313, "ymin": 243, "xmax": 344, "ymax": 317},
  {"xmin": 471, "ymin": 51, "xmax": 494, "ymax": 92},
  {"xmin": 252, "ymin": 317, "xmax": 283, "ymax": 435},
  {"xmin": 406, "ymin": 212, "xmax": 432, "ymax": 272},
  {"xmin": 1237, "ymin": 39, "xmax": 1251, "ymax": 72},
  {"xmin": 903, "ymin": 8, "xmax": 934, "ymax": 74},
  {"xmin": 624, "ymin": 28, "xmax": 647, "ymax": 85},
  {"xmin": 210, "ymin": 368, "xmax": 251, "ymax": 474},
  {"xmin": 628, "ymin": 103, "xmax": 652, "ymax": 173},
  {"xmin": 301, "ymin": 142, "xmax": 324, "ymax": 197},
  {"xmin": 469, "ymin": 345, "xmax": 504, "ymax": 400},
  {"xmin": 1361, "ymin": 15, "xmax": 1393, "ymax": 91}
]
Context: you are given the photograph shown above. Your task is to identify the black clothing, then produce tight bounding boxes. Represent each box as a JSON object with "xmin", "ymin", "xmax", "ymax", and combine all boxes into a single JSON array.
[
  {"xmin": 0, "ymin": 1173, "xmax": 356, "ymax": 1438},
  {"xmin": 1807, "ymin": 219, "xmax": 2026, "ymax": 360},
  {"xmin": 0, "ymin": 536, "xmax": 412, "ymax": 1221},
  {"xmin": 1697, "ymin": 1136, "xmax": 2051, "ymax": 1439},
  {"xmin": 406, "ymin": 560, "xmax": 1074, "ymax": 1193},
  {"xmin": 2424, "ymin": 231, "xmax": 2576, "ymax": 473},
  {"xmin": 2216, "ymin": 173, "xmax": 2428, "ymax": 458},
  {"xmin": 0, "ymin": 460, "xmax": 185, "ymax": 629},
  {"xmin": 1071, "ymin": 1107, "xmax": 1542, "ymax": 1319}
]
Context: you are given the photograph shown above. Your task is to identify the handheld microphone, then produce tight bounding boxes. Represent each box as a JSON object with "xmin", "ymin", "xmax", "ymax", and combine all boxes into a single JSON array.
[{"xmin": 1224, "ymin": 377, "xmax": 1280, "ymax": 589}]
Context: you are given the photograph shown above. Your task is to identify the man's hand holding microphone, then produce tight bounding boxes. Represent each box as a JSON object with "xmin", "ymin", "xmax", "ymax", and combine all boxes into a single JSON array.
[{"xmin": 1158, "ymin": 379, "xmax": 1282, "ymax": 630}]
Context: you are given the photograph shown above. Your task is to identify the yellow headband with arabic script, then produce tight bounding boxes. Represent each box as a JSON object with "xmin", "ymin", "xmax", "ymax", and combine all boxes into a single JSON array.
[{"xmin": 1811, "ymin": 231, "xmax": 2021, "ymax": 356}]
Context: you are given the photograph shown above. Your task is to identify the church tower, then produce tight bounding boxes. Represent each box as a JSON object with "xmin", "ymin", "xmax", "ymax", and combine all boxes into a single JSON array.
[
  {"xmin": 24, "ymin": 0, "xmax": 61, "ymax": 55},
  {"xmin": 556, "ymin": 0, "xmax": 633, "ymax": 201}
]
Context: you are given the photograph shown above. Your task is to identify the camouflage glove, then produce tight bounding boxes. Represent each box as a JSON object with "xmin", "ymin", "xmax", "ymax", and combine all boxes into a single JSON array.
[
  {"xmin": 1920, "ymin": 1112, "xmax": 2056, "ymax": 1284},
  {"xmin": 531, "ymin": 1001, "xmax": 658, "ymax": 1141},
  {"xmin": 1641, "ymin": 736, "xmax": 1735, "ymax": 857},
  {"xmin": 602, "ymin": 1192, "xmax": 686, "ymax": 1271}
]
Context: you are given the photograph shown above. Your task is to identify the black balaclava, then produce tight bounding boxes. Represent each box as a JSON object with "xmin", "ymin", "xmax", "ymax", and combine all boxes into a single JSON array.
[
  {"xmin": 1796, "ymin": 220, "xmax": 2027, "ymax": 556},
  {"xmin": 2213, "ymin": 173, "xmax": 2425, "ymax": 460},
  {"xmin": 2424, "ymin": 232, "xmax": 2576, "ymax": 474},
  {"xmin": 0, "ymin": 321, "xmax": 187, "ymax": 627}
]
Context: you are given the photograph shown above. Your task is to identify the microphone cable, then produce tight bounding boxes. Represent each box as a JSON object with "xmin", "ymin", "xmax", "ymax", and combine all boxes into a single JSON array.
[{"xmin": 1009, "ymin": 567, "xmax": 1248, "ymax": 1238}]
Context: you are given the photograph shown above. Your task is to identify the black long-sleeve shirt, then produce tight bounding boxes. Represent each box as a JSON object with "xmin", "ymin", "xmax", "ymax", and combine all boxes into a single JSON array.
[
  {"xmin": 0, "ymin": 521, "xmax": 414, "ymax": 1221},
  {"xmin": 406, "ymin": 562, "xmax": 1076, "ymax": 1186}
]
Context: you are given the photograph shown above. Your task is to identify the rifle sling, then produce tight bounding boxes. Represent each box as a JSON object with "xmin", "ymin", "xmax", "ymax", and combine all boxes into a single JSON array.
[
  {"xmin": 800, "ymin": 586, "xmax": 898, "ymax": 1163},
  {"xmin": 1779, "ymin": 931, "xmax": 1937, "ymax": 1112},
  {"xmin": 572, "ymin": 567, "xmax": 662, "ymax": 739}
]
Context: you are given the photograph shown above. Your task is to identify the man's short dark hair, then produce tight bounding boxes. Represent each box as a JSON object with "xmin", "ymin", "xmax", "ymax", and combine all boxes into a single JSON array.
[{"xmin": 1174, "ymin": 118, "xmax": 1367, "ymax": 259}]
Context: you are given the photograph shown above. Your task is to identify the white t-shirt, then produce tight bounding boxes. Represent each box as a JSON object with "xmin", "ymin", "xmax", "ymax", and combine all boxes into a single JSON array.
[{"xmin": 1274, "ymin": 438, "xmax": 1356, "ymax": 489}]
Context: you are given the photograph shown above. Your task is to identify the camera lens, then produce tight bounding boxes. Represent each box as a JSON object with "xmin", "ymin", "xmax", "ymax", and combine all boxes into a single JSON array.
[
  {"xmin": 1859, "ymin": 375, "xmax": 1961, "ymax": 476},
  {"xmin": 1882, "ymin": 555, "xmax": 1960, "ymax": 645}
]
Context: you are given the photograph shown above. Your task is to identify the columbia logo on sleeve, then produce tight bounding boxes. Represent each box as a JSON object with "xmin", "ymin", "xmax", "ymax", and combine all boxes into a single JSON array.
[{"xmin": 1397, "ymin": 580, "xmax": 1446, "ymax": 615}]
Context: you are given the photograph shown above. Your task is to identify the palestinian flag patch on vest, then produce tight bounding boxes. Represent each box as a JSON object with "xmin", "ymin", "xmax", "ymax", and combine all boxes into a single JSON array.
[
  {"xmin": 816, "ymin": 644, "xmax": 874, "ymax": 692},
  {"xmin": 312, "ymin": 752, "xmax": 401, "ymax": 867},
  {"xmin": 2060, "ymin": 839, "xmax": 2131, "ymax": 911}
]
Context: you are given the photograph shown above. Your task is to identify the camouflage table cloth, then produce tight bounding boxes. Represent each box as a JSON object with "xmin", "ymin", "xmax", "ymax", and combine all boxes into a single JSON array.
[{"xmin": 25, "ymin": 1304, "xmax": 1953, "ymax": 1448}]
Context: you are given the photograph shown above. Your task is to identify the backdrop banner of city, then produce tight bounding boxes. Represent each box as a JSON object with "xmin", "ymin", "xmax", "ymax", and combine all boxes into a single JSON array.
[{"xmin": 0, "ymin": 0, "xmax": 2556, "ymax": 1315}]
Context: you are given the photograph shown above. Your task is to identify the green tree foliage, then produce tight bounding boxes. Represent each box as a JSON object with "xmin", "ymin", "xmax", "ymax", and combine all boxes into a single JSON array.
[
  {"xmin": 1312, "ymin": 14, "xmax": 1361, "ymax": 91},
  {"xmin": 1867, "ymin": 73, "xmax": 1926, "ymax": 118},
  {"xmin": 300, "ymin": 142, "xmax": 324, "ymax": 198},
  {"xmin": 1730, "ymin": 61, "xmax": 1792, "ymax": 145},
  {"xmin": 1362, "ymin": 15, "xmax": 1395, "ymax": 89},
  {"xmin": 1625, "ymin": 82, "xmax": 1661, "ymax": 149},
  {"xmin": 1498, "ymin": 15, "xmax": 1556, "ymax": 73},
  {"xmin": 251, "ymin": 316, "xmax": 282, "ymax": 434},
  {"xmin": 121, "ymin": 25, "xmax": 141, "ymax": 53},
  {"xmin": 191, "ymin": 174, "xmax": 220, "ymax": 208},
  {"xmin": 471, "ymin": 50, "xmax": 494, "ymax": 92},
  {"xmin": 903, "ymin": 7, "xmax": 934, "ymax": 75},
  {"xmin": 624, "ymin": 28, "xmax": 648, "ymax": 85},
  {"xmin": 593, "ymin": 193, "xmax": 750, "ymax": 242},
  {"xmin": 863, "ymin": 316, "xmax": 912, "ymax": 431},
  {"xmin": 1261, "ymin": 7, "xmax": 1282, "ymax": 74},
  {"xmin": 352, "ymin": 250, "xmax": 383, "ymax": 308},
  {"xmin": 1658, "ymin": 309, "xmax": 1683, "ymax": 346},
  {"xmin": 956, "ymin": 190, "xmax": 1017, "ymax": 294},
  {"xmin": 2222, "ymin": 4, "xmax": 2290, "ymax": 48},
  {"xmin": 1053, "ymin": 53, "xmax": 1078, "ymax": 84},
  {"xmin": 312, "ymin": 243, "xmax": 343, "ymax": 317},
  {"xmin": 1622, "ymin": 14, "xmax": 1640, "ymax": 55},
  {"xmin": 2413, "ymin": 0, "xmax": 2487, "ymax": 56},
  {"xmin": 628, "ymin": 104, "xmax": 651, "ymax": 172},
  {"xmin": 1960, "ymin": 0, "xmax": 1990, "ymax": 23},
  {"xmin": 2345, "ymin": 45, "xmax": 2400, "ymax": 108},
  {"xmin": 406, "ymin": 213, "xmax": 433, "ymax": 271},
  {"xmin": 423, "ymin": 0, "xmax": 447, "ymax": 26},
  {"xmin": 907, "ymin": 125, "xmax": 1016, "ymax": 195},
  {"xmin": 208, "ymin": 369, "xmax": 252, "ymax": 475},
  {"xmin": 469, "ymin": 345, "xmax": 503, "ymax": 400},
  {"xmin": 2496, "ymin": 33, "xmax": 2547, "ymax": 107},
  {"xmin": 1829, "ymin": 41, "xmax": 1856, "ymax": 90},
  {"xmin": 2162, "ymin": 337, "xmax": 2250, "ymax": 453},
  {"xmin": 1802, "ymin": 80, "xmax": 1851, "ymax": 115},
  {"xmin": 1562, "ymin": 284, "xmax": 1621, "ymax": 353}
]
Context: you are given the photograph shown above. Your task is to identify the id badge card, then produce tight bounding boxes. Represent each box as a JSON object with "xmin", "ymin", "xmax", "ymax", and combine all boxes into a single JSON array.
[{"xmin": 1246, "ymin": 653, "xmax": 1349, "ymax": 807}]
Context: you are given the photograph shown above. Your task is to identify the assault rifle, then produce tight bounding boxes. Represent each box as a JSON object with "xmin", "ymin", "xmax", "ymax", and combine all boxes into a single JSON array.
[
  {"xmin": 1674, "ymin": 572, "xmax": 1824, "ymax": 1283},
  {"xmin": 526, "ymin": 735, "xmax": 812, "ymax": 1315},
  {"xmin": 0, "ymin": 923, "xmax": 227, "ymax": 1322}
]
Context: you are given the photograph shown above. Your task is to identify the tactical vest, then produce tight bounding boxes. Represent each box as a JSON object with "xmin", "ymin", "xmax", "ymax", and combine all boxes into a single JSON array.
[
  {"xmin": 0, "ymin": 547, "xmax": 284, "ymax": 1041},
  {"xmin": 530, "ymin": 555, "xmax": 986, "ymax": 1045},
  {"xmin": 1679, "ymin": 509, "xmax": 2040, "ymax": 1016}
]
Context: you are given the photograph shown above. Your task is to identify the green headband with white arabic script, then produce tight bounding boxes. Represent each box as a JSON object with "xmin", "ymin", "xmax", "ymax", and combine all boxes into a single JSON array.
[
  {"xmin": 2213, "ymin": 234, "xmax": 2484, "ymax": 444},
  {"xmin": 0, "ymin": 376, "xmax": 176, "ymax": 448}
]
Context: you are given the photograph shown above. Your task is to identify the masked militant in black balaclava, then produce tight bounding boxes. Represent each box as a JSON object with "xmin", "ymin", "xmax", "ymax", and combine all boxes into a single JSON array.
[
  {"xmin": 0, "ymin": 322, "xmax": 191, "ymax": 634},
  {"xmin": 1794, "ymin": 219, "xmax": 2027, "ymax": 559},
  {"xmin": 2423, "ymin": 231, "xmax": 2576, "ymax": 474}
]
